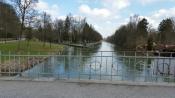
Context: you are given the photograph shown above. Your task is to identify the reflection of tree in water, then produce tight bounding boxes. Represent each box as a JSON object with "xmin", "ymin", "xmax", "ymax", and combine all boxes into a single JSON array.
[
  {"xmin": 42, "ymin": 58, "xmax": 53, "ymax": 76},
  {"xmin": 61, "ymin": 43, "xmax": 101, "ymax": 56},
  {"xmin": 63, "ymin": 43, "xmax": 101, "ymax": 71},
  {"xmin": 112, "ymin": 46, "xmax": 154, "ymax": 74},
  {"xmin": 154, "ymin": 58, "xmax": 175, "ymax": 82},
  {"xmin": 118, "ymin": 56, "xmax": 153, "ymax": 71}
]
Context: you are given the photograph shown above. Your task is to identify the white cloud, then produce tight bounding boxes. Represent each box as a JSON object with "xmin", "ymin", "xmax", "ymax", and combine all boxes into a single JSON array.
[
  {"xmin": 140, "ymin": 0, "xmax": 158, "ymax": 4},
  {"xmin": 106, "ymin": 21, "xmax": 111, "ymax": 24},
  {"xmin": 79, "ymin": 5, "xmax": 91, "ymax": 14},
  {"xmin": 77, "ymin": 0, "xmax": 131, "ymax": 37},
  {"xmin": 57, "ymin": 16, "xmax": 66, "ymax": 20},
  {"xmin": 78, "ymin": 0, "xmax": 130, "ymax": 10},
  {"xmin": 139, "ymin": 0, "xmax": 175, "ymax": 4},
  {"xmin": 146, "ymin": 7, "xmax": 175, "ymax": 28},
  {"xmin": 79, "ymin": 4, "xmax": 111, "ymax": 18},
  {"xmin": 77, "ymin": 0, "xmax": 98, "ymax": 4},
  {"xmin": 120, "ymin": 7, "xmax": 175, "ymax": 30},
  {"xmin": 103, "ymin": 0, "xmax": 130, "ymax": 10},
  {"xmin": 36, "ymin": 0, "xmax": 59, "ymax": 20},
  {"xmin": 115, "ymin": 6, "xmax": 175, "ymax": 31},
  {"xmin": 116, "ymin": 0, "xmax": 130, "ymax": 9}
]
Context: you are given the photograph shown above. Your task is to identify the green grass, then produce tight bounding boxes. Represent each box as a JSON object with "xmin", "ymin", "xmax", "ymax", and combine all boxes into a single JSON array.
[
  {"xmin": 0, "ymin": 41, "xmax": 64, "ymax": 52},
  {"xmin": 0, "ymin": 40, "xmax": 64, "ymax": 63}
]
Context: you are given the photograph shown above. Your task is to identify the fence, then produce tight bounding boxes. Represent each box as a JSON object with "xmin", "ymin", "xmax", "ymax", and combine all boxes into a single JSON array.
[{"xmin": 0, "ymin": 51, "xmax": 175, "ymax": 83}]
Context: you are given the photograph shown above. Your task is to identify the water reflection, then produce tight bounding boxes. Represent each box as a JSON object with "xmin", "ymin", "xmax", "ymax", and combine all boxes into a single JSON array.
[{"xmin": 22, "ymin": 41, "xmax": 175, "ymax": 83}]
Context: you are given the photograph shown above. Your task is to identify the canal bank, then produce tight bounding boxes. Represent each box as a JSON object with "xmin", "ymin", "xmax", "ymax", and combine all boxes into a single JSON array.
[
  {"xmin": 1, "ymin": 41, "xmax": 175, "ymax": 84},
  {"xmin": 62, "ymin": 41, "xmax": 102, "ymax": 48},
  {"xmin": 0, "ymin": 41, "xmax": 64, "ymax": 76},
  {"xmin": 18, "ymin": 41, "xmax": 175, "ymax": 83}
]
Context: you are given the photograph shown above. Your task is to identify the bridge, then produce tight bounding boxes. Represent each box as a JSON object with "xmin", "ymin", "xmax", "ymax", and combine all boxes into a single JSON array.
[
  {"xmin": 0, "ymin": 51, "xmax": 175, "ymax": 98},
  {"xmin": 0, "ymin": 51, "xmax": 175, "ymax": 83}
]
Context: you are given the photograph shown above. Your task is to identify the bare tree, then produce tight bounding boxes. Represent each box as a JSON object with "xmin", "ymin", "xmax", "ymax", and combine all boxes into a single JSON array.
[
  {"xmin": 54, "ymin": 19, "xmax": 64, "ymax": 43},
  {"xmin": 0, "ymin": 1, "xmax": 20, "ymax": 42},
  {"xmin": 11, "ymin": 0, "xmax": 38, "ymax": 48},
  {"xmin": 41, "ymin": 12, "xmax": 51, "ymax": 47}
]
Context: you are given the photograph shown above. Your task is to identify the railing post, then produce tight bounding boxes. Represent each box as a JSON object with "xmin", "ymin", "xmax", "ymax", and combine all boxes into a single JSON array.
[
  {"xmin": 32, "ymin": 56, "xmax": 35, "ymax": 78},
  {"xmin": 78, "ymin": 62, "xmax": 80, "ymax": 80},
  {"xmin": 63, "ymin": 56, "xmax": 66, "ymax": 79},
  {"xmin": 79, "ymin": 55, "xmax": 82, "ymax": 80},
  {"xmin": 111, "ymin": 64, "xmax": 113, "ymax": 81},
  {"xmin": 27, "ymin": 52, "xmax": 30, "ymax": 78},
  {"xmin": 174, "ymin": 64, "xmax": 175, "ymax": 82},
  {"xmin": 19, "ymin": 54, "xmax": 21, "ymax": 77},
  {"xmin": 168, "ymin": 57, "xmax": 171, "ymax": 76},
  {"xmin": 68, "ymin": 56, "xmax": 70, "ymax": 80},
  {"xmin": 100, "ymin": 64, "xmax": 102, "ymax": 80},
  {"xmin": 89, "ymin": 64, "xmax": 91, "ymax": 80},
  {"xmin": 105, "ymin": 57, "xmax": 107, "ymax": 73},
  {"xmin": 0, "ymin": 51, "xmax": 1, "ymax": 64},
  {"xmin": 0, "ymin": 51, "xmax": 1, "ymax": 76},
  {"xmin": 8, "ymin": 51, "xmax": 10, "ymax": 76},
  {"xmin": 100, "ymin": 51, "xmax": 102, "ymax": 80},
  {"xmin": 14, "ymin": 53, "xmax": 16, "ymax": 76},
  {"xmin": 133, "ymin": 52, "xmax": 136, "ymax": 82},
  {"xmin": 111, "ymin": 52, "xmax": 113, "ymax": 81},
  {"xmin": 145, "ymin": 51, "xmax": 148, "ymax": 82}
]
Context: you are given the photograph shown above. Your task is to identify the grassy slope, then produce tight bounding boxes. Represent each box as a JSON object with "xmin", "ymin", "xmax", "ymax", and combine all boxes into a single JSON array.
[
  {"xmin": 0, "ymin": 41, "xmax": 64, "ymax": 62},
  {"xmin": 0, "ymin": 41, "xmax": 64, "ymax": 53}
]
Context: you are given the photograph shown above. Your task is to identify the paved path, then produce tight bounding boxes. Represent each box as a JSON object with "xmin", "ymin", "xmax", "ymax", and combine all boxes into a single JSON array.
[
  {"xmin": 0, "ymin": 80, "xmax": 174, "ymax": 98},
  {"xmin": 0, "ymin": 40, "xmax": 18, "ymax": 43},
  {"xmin": 0, "ymin": 39, "xmax": 26, "ymax": 43}
]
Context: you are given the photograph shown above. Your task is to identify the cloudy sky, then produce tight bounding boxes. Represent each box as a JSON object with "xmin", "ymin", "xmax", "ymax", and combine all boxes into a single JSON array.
[{"xmin": 36, "ymin": 0, "xmax": 175, "ymax": 37}]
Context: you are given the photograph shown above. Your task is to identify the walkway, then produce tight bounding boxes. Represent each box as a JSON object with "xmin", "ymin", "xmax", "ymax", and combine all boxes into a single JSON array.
[{"xmin": 0, "ymin": 80, "xmax": 174, "ymax": 98}]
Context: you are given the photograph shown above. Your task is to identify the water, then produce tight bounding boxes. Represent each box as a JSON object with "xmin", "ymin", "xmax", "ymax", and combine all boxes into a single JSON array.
[{"xmin": 22, "ymin": 41, "xmax": 175, "ymax": 82}]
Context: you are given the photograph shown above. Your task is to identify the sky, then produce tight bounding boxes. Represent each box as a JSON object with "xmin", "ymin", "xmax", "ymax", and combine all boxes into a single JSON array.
[{"xmin": 35, "ymin": 0, "xmax": 175, "ymax": 38}]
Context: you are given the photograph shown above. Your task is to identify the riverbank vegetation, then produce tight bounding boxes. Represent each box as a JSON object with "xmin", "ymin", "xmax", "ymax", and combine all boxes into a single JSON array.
[
  {"xmin": 0, "ymin": 40, "xmax": 64, "ymax": 54},
  {"xmin": 0, "ymin": 1, "xmax": 102, "ymax": 50},
  {"xmin": 107, "ymin": 15, "xmax": 175, "ymax": 51},
  {"xmin": 0, "ymin": 40, "xmax": 64, "ymax": 63},
  {"xmin": 35, "ymin": 13, "xmax": 102, "ymax": 46},
  {"xmin": 0, "ymin": 1, "xmax": 20, "ymax": 39},
  {"xmin": 0, "ymin": 0, "xmax": 102, "ymax": 73}
]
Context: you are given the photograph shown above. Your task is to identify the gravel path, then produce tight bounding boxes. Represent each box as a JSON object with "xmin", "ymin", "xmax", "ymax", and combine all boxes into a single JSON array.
[{"xmin": 0, "ymin": 80, "xmax": 174, "ymax": 98}]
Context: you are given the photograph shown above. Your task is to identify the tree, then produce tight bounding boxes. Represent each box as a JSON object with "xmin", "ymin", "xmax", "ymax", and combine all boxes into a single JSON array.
[
  {"xmin": 25, "ymin": 27, "xmax": 32, "ymax": 47},
  {"xmin": 34, "ymin": 14, "xmax": 102, "ymax": 45},
  {"xmin": 136, "ymin": 18, "xmax": 149, "ymax": 45},
  {"xmin": 0, "ymin": 1, "xmax": 20, "ymax": 41},
  {"xmin": 158, "ymin": 18, "xmax": 174, "ymax": 44},
  {"xmin": 11, "ymin": 0, "xmax": 38, "ymax": 48},
  {"xmin": 45, "ymin": 22, "xmax": 53, "ymax": 48},
  {"xmin": 54, "ymin": 19, "xmax": 64, "ymax": 43},
  {"xmin": 40, "ymin": 12, "xmax": 51, "ymax": 47},
  {"xmin": 63, "ymin": 15, "xmax": 71, "ymax": 41},
  {"xmin": 82, "ymin": 22, "xmax": 102, "ymax": 43},
  {"xmin": 137, "ymin": 18, "xmax": 148, "ymax": 37},
  {"xmin": 106, "ymin": 15, "xmax": 149, "ymax": 50},
  {"xmin": 147, "ymin": 35, "xmax": 153, "ymax": 51}
]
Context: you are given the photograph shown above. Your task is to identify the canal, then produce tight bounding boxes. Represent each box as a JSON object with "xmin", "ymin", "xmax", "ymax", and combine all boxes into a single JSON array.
[{"xmin": 22, "ymin": 41, "xmax": 175, "ymax": 83}]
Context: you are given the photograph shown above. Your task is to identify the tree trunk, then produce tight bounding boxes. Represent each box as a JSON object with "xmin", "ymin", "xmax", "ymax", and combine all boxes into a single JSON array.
[
  {"xmin": 18, "ymin": 14, "xmax": 25, "ymax": 50},
  {"xmin": 27, "ymin": 40, "xmax": 30, "ymax": 48},
  {"xmin": 50, "ymin": 40, "xmax": 52, "ymax": 48}
]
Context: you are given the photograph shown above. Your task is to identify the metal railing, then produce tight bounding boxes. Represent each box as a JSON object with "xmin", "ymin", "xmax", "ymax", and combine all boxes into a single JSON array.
[{"xmin": 0, "ymin": 51, "xmax": 175, "ymax": 83}]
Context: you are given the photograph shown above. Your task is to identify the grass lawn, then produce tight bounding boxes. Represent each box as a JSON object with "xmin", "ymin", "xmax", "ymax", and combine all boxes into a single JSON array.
[
  {"xmin": 0, "ymin": 41, "xmax": 64, "ymax": 63},
  {"xmin": 0, "ymin": 41, "xmax": 64, "ymax": 53}
]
